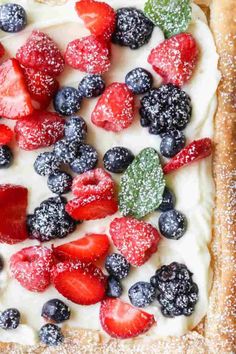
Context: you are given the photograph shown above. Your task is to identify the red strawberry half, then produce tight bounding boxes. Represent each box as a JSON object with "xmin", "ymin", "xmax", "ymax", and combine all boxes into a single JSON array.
[
  {"xmin": 10, "ymin": 246, "xmax": 54, "ymax": 292},
  {"xmin": 100, "ymin": 298, "xmax": 155, "ymax": 339},
  {"xmin": 0, "ymin": 184, "xmax": 28, "ymax": 244},
  {"xmin": 0, "ymin": 124, "xmax": 14, "ymax": 144}
]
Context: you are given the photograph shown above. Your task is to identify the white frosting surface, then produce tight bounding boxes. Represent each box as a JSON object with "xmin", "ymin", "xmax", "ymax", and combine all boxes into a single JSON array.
[{"xmin": 0, "ymin": 0, "xmax": 220, "ymax": 345}]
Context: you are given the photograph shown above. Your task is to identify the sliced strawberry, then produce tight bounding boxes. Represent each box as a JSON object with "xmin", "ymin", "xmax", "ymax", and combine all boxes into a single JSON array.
[
  {"xmin": 0, "ymin": 43, "xmax": 5, "ymax": 59},
  {"xmin": 0, "ymin": 59, "xmax": 33, "ymax": 119},
  {"xmin": 15, "ymin": 111, "xmax": 65, "ymax": 150},
  {"xmin": 75, "ymin": 0, "xmax": 116, "ymax": 40},
  {"xmin": 100, "ymin": 298, "xmax": 155, "ymax": 339},
  {"xmin": 53, "ymin": 233, "xmax": 110, "ymax": 262},
  {"xmin": 163, "ymin": 138, "xmax": 212, "ymax": 175},
  {"xmin": 51, "ymin": 261, "xmax": 107, "ymax": 305},
  {"xmin": 0, "ymin": 184, "xmax": 28, "ymax": 244},
  {"xmin": 16, "ymin": 30, "xmax": 65, "ymax": 77},
  {"xmin": 148, "ymin": 33, "xmax": 199, "ymax": 87},
  {"xmin": 66, "ymin": 195, "xmax": 118, "ymax": 221},
  {"xmin": 10, "ymin": 246, "xmax": 54, "ymax": 292},
  {"xmin": 0, "ymin": 124, "xmax": 14, "ymax": 144},
  {"xmin": 72, "ymin": 168, "xmax": 115, "ymax": 198},
  {"xmin": 65, "ymin": 35, "xmax": 111, "ymax": 74},
  {"xmin": 91, "ymin": 83, "xmax": 134, "ymax": 132}
]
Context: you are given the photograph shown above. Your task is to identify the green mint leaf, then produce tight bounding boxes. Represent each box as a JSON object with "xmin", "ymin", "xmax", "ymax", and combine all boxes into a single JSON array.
[
  {"xmin": 119, "ymin": 148, "xmax": 165, "ymax": 219},
  {"xmin": 144, "ymin": 0, "xmax": 192, "ymax": 38}
]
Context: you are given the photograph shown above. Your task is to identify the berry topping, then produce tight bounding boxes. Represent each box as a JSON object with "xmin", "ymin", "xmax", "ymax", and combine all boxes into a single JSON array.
[
  {"xmin": 103, "ymin": 147, "xmax": 134, "ymax": 173},
  {"xmin": 128, "ymin": 282, "xmax": 156, "ymax": 308},
  {"xmin": 105, "ymin": 253, "xmax": 130, "ymax": 280},
  {"xmin": 34, "ymin": 152, "xmax": 60, "ymax": 177},
  {"xmin": 91, "ymin": 83, "xmax": 134, "ymax": 132},
  {"xmin": 54, "ymin": 139, "xmax": 80, "ymax": 164},
  {"xmin": 10, "ymin": 246, "xmax": 54, "ymax": 292},
  {"xmin": 64, "ymin": 116, "xmax": 87, "ymax": 143},
  {"xmin": 148, "ymin": 33, "xmax": 199, "ymax": 87},
  {"xmin": 39, "ymin": 323, "xmax": 64, "ymax": 346},
  {"xmin": 0, "ymin": 124, "xmax": 14, "ymax": 145},
  {"xmin": 41, "ymin": 299, "xmax": 71, "ymax": 323},
  {"xmin": 0, "ymin": 42, "xmax": 5, "ymax": 58},
  {"xmin": 158, "ymin": 209, "xmax": 187, "ymax": 240},
  {"xmin": 0, "ymin": 145, "xmax": 13, "ymax": 169},
  {"xmin": 157, "ymin": 187, "xmax": 176, "ymax": 212},
  {"xmin": 72, "ymin": 168, "xmax": 115, "ymax": 198},
  {"xmin": 66, "ymin": 194, "xmax": 118, "ymax": 221},
  {"xmin": 160, "ymin": 130, "xmax": 186, "ymax": 158},
  {"xmin": 78, "ymin": 74, "xmax": 105, "ymax": 98},
  {"xmin": 106, "ymin": 276, "xmax": 123, "ymax": 298},
  {"xmin": 0, "ymin": 3, "xmax": 27, "ymax": 33},
  {"xmin": 53, "ymin": 233, "xmax": 110, "ymax": 263},
  {"xmin": 65, "ymin": 35, "xmax": 110, "ymax": 74},
  {"xmin": 51, "ymin": 261, "xmax": 107, "ymax": 305},
  {"xmin": 163, "ymin": 138, "xmax": 212, "ymax": 174},
  {"xmin": 100, "ymin": 298, "xmax": 155, "ymax": 339},
  {"xmin": 16, "ymin": 30, "xmax": 65, "ymax": 76},
  {"xmin": 0, "ymin": 59, "xmax": 33, "ymax": 119},
  {"xmin": 0, "ymin": 256, "xmax": 3, "ymax": 271},
  {"xmin": 150, "ymin": 262, "xmax": 199, "ymax": 317},
  {"xmin": 53, "ymin": 87, "xmax": 82, "ymax": 116},
  {"xmin": 110, "ymin": 217, "xmax": 160, "ymax": 266},
  {"xmin": 69, "ymin": 143, "xmax": 98, "ymax": 174},
  {"xmin": 47, "ymin": 171, "xmax": 73, "ymax": 195},
  {"xmin": 112, "ymin": 8, "xmax": 154, "ymax": 50},
  {"xmin": 0, "ymin": 308, "xmax": 20, "ymax": 330},
  {"xmin": 15, "ymin": 111, "xmax": 65, "ymax": 151},
  {"xmin": 125, "ymin": 67, "xmax": 153, "ymax": 95},
  {"xmin": 140, "ymin": 84, "xmax": 192, "ymax": 135},
  {"xmin": 28, "ymin": 196, "xmax": 76, "ymax": 242},
  {"xmin": 75, "ymin": 0, "xmax": 116, "ymax": 41},
  {"xmin": 0, "ymin": 184, "xmax": 28, "ymax": 244}
]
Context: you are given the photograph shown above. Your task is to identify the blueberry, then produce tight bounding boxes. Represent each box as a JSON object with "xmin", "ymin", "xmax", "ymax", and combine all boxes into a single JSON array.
[
  {"xmin": 64, "ymin": 116, "xmax": 87, "ymax": 143},
  {"xmin": 78, "ymin": 74, "xmax": 105, "ymax": 98},
  {"xmin": 158, "ymin": 209, "xmax": 187, "ymax": 240},
  {"xmin": 125, "ymin": 68, "xmax": 153, "ymax": 95},
  {"xmin": 0, "ymin": 145, "xmax": 13, "ymax": 168},
  {"xmin": 39, "ymin": 323, "xmax": 64, "ymax": 346},
  {"xmin": 41, "ymin": 299, "xmax": 71, "ymax": 323},
  {"xmin": 105, "ymin": 253, "xmax": 130, "ymax": 280},
  {"xmin": 69, "ymin": 143, "xmax": 98, "ymax": 174},
  {"xmin": 106, "ymin": 276, "xmax": 123, "ymax": 298},
  {"xmin": 158, "ymin": 187, "xmax": 176, "ymax": 212},
  {"xmin": 34, "ymin": 152, "xmax": 60, "ymax": 176},
  {"xmin": 0, "ymin": 308, "xmax": 20, "ymax": 329},
  {"xmin": 53, "ymin": 87, "xmax": 82, "ymax": 116},
  {"xmin": 47, "ymin": 171, "xmax": 72, "ymax": 195},
  {"xmin": 0, "ymin": 3, "xmax": 27, "ymax": 33},
  {"xmin": 103, "ymin": 147, "xmax": 134, "ymax": 173},
  {"xmin": 128, "ymin": 282, "xmax": 156, "ymax": 308},
  {"xmin": 160, "ymin": 130, "xmax": 186, "ymax": 158},
  {"xmin": 54, "ymin": 139, "xmax": 80, "ymax": 164}
]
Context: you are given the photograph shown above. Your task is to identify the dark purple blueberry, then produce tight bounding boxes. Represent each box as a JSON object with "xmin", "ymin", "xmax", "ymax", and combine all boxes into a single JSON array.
[
  {"xmin": 34, "ymin": 152, "xmax": 60, "ymax": 176},
  {"xmin": 125, "ymin": 67, "xmax": 153, "ymax": 94},
  {"xmin": 47, "ymin": 171, "xmax": 72, "ymax": 195},
  {"xmin": 160, "ymin": 130, "xmax": 186, "ymax": 158},
  {"xmin": 0, "ymin": 145, "xmax": 13, "ymax": 168},
  {"xmin": 64, "ymin": 116, "xmax": 87, "ymax": 143},
  {"xmin": 39, "ymin": 323, "xmax": 64, "ymax": 346},
  {"xmin": 103, "ymin": 146, "xmax": 134, "ymax": 173},
  {"xmin": 78, "ymin": 74, "xmax": 105, "ymax": 98},
  {"xmin": 69, "ymin": 143, "xmax": 98, "ymax": 174},
  {"xmin": 54, "ymin": 139, "xmax": 80, "ymax": 164},
  {"xmin": 128, "ymin": 281, "xmax": 156, "ymax": 308},
  {"xmin": 41, "ymin": 299, "xmax": 71, "ymax": 323},
  {"xmin": 0, "ymin": 3, "xmax": 27, "ymax": 33},
  {"xmin": 106, "ymin": 276, "xmax": 123, "ymax": 298},
  {"xmin": 158, "ymin": 209, "xmax": 187, "ymax": 240},
  {"xmin": 157, "ymin": 187, "xmax": 176, "ymax": 212},
  {"xmin": 105, "ymin": 253, "xmax": 130, "ymax": 280},
  {"xmin": 53, "ymin": 87, "xmax": 82, "ymax": 116},
  {"xmin": 0, "ymin": 308, "xmax": 20, "ymax": 329}
]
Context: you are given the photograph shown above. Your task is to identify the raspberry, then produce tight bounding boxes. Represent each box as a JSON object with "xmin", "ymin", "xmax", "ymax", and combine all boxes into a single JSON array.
[{"xmin": 0, "ymin": 124, "xmax": 14, "ymax": 144}]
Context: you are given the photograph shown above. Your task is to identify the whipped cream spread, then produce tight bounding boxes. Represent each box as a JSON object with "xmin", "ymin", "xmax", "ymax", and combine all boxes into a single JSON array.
[{"xmin": 0, "ymin": 0, "xmax": 220, "ymax": 345}]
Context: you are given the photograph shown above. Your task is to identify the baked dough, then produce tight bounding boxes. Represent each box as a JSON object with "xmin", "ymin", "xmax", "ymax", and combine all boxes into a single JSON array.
[{"xmin": 0, "ymin": 0, "xmax": 235, "ymax": 352}]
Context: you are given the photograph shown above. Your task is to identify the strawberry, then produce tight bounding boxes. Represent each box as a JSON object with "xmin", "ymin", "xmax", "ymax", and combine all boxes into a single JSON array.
[
  {"xmin": 75, "ymin": 0, "xmax": 116, "ymax": 41},
  {"xmin": 51, "ymin": 261, "xmax": 107, "ymax": 305},
  {"xmin": 10, "ymin": 246, "xmax": 54, "ymax": 292},
  {"xmin": 0, "ymin": 124, "xmax": 14, "ymax": 144},
  {"xmin": 100, "ymin": 298, "xmax": 155, "ymax": 339},
  {"xmin": 0, "ymin": 59, "xmax": 33, "ymax": 119},
  {"xmin": 66, "ymin": 195, "xmax": 118, "ymax": 221},
  {"xmin": 0, "ymin": 43, "xmax": 5, "ymax": 59},
  {"xmin": 0, "ymin": 184, "xmax": 28, "ymax": 244},
  {"xmin": 53, "ymin": 233, "xmax": 110, "ymax": 262},
  {"xmin": 148, "ymin": 33, "xmax": 199, "ymax": 87},
  {"xmin": 16, "ymin": 30, "xmax": 65, "ymax": 77},
  {"xmin": 163, "ymin": 138, "xmax": 212, "ymax": 175},
  {"xmin": 72, "ymin": 168, "xmax": 115, "ymax": 198},
  {"xmin": 14, "ymin": 111, "xmax": 65, "ymax": 150},
  {"xmin": 91, "ymin": 83, "xmax": 135, "ymax": 132},
  {"xmin": 65, "ymin": 35, "xmax": 110, "ymax": 74},
  {"xmin": 110, "ymin": 217, "xmax": 160, "ymax": 266}
]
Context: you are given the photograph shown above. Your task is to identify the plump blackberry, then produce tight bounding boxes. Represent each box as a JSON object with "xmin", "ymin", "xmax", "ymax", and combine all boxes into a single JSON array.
[
  {"xmin": 140, "ymin": 84, "xmax": 192, "ymax": 135},
  {"xmin": 53, "ymin": 87, "xmax": 82, "ymax": 116},
  {"xmin": 157, "ymin": 187, "xmax": 176, "ymax": 212},
  {"xmin": 64, "ymin": 116, "xmax": 87, "ymax": 143},
  {"xmin": 78, "ymin": 74, "xmax": 105, "ymax": 98},
  {"xmin": 159, "ymin": 209, "xmax": 187, "ymax": 240},
  {"xmin": 103, "ymin": 146, "xmax": 134, "ymax": 173},
  {"xmin": 128, "ymin": 281, "xmax": 156, "ymax": 308},
  {"xmin": 125, "ymin": 68, "xmax": 153, "ymax": 95},
  {"xmin": 0, "ymin": 145, "xmax": 13, "ymax": 168},
  {"xmin": 105, "ymin": 253, "xmax": 130, "ymax": 280},
  {"xmin": 39, "ymin": 323, "xmax": 64, "ymax": 346},
  {"xmin": 34, "ymin": 152, "xmax": 60, "ymax": 176},
  {"xmin": 150, "ymin": 262, "xmax": 199, "ymax": 318},
  {"xmin": 106, "ymin": 276, "xmax": 123, "ymax": 298},
  {"xmin": 0, "ymin": 3, "xmax": 27, "ymax": 33},
  {"xmin": 47, "ymin": 171, "xmax": 72, "ymax": 195},
  {"xmin": 29, "ymin": 196, "xmax": 76, "ymax": 242},
  {"xmin": 69, "ymin": 143, "xmax": 98, "ymax": 174},
  {"xmin": 112, "ymin": 8, "xmax": 154, "ymax": 49},
  {"xmin": 0, "ymin": 308, "xmax": 20, "ymax": 329},
  {"xmin": 54, "ymin": 139, "xmax": 80, "ymax": 164},
  {"xmin": 41, "ymin": 299, "xmax": 71, "ymax": 323},
  {"xmin": 160, "ymin": 130, "xmax": 186, "ymax": 158}
]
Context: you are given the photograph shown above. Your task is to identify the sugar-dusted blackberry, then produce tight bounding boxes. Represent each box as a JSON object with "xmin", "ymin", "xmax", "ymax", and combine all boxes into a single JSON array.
[
  {"xmin": 0, "ymin": 308, "xmax": 20, "ymax": 329},
  {"xmin": 47, "ymin": 171, "xmax": 72, "ymax": 195},
  {"xmin": 0, "ymin": 145, "xmax": 13, "ymax": 168},
  {"xmin": 125, "ymin": 68, "xmax": 153, "ymax": 95},
  {"xmin": 157, "ymin": 187, "xmax": 176, "ymax": 212},
  {"xmin": 78, "ymin": 74, "xmax": 105, "ymax": 98},
  {"xmin": 64, "ymin": 116, "xmax": 87, "ymax": 143},
  {"xmin": 128, "ymin": 282, "xmax": 156, "ymax": 308},
  {"xmin": 34, "ymin": 152, "xmax": 60, "ymax": 176},
  {"xmin": 54, "ymin": 139, "xmax": 80, "ymax": 164},
  {"xmin": 158, "ymin": 209, "xmax": 187, "ymax": 240},
  {"xmin": 105, "ymin": 253, "xmax": 130, "ymax": 280},
  {"xmin": 69, "ymin": 143, "xmax": 98, "ymax": 174},
  {"xmin": 112, "ymin": 8, "xmax": 154, "ymax": 50},
  {"xmin": 41, "ymin": 299, "xmax": 71, "ymax": 323},
  {"xmin": 0, "ymin": 3, "xmax": 27, "ymax": 33},
  {"xmin": 53, "ymin": 87, "xmax": 82, "ymax": 116},
  {"xmin": 139, "ymin": 84, "xmax": 192, "ymax": 135},
  {"xmin": 160, "ymin": 130, "xmax": 186, "ymax": 158},
  {"xmin": 151, "ymin": 262, "xmax": 199, "ymax": 318},
  {"xmin": 103, "ymin": 146, "xmax": 134, "ymax": 173},
  {"xmin": 106, "ymin": 276, "xmax": 123, "ymax": 298},
  {"xmin": 39, "ymin": 323, "xmax": 64, "ymax": 346}
]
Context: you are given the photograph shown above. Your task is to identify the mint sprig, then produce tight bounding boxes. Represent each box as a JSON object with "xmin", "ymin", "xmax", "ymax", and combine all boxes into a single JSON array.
[
  {"xmin": 119, "ymin": 148, "xmax": 165, "ymax": 219},
  {"xmin": 144, "ymin": 0, "xmax": 192, "ymax": 38}
]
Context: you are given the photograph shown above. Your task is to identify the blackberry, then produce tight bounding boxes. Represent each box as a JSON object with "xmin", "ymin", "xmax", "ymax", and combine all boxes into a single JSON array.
[
  {"xmin": 160, "ymin": 130, "xmax": 186, "ymax": 158},
  {"xmin": 103, "ymin": 147, "xmax": 134, "ymax": 173},
  {"xmin": 150, "ymin": 262, "xmax": 199, "ymax": 318},
  {"xmin": 157, "ymin": 187, "xmax": 176, "ymax": 212},
  {"xmin": 54, "ymin": 139, "xmax": 80, "ymax": 164},
  {"xmin": 128, "ymin": 282, "xmax": 156, "ymax": 308},
  {"xmin": 105, "ymin": 253, "xmax": 130, "ymax": 280},
  {"xmin": 0, "ymin": 3, "xmax": 27, "ymax": 33},
  {"xmin": 78, "ymin": 74, "xmax": 105, "ymax": 98},
  {"xmin": 53, "ymin": 87, "xmax": 82, "ymax": 116},
  {"xmin": 159, "ymin": 209, "xmax": 187, "ymax": 240},
  {"xmin": 39, "ymin": 323, "xmax": 64, "ymax": 346},
  {"xmin": 112, "ymin": 8, "xmax": 154, "ymax": 49},
  {"xmin": 64, "ymin": 116, "xmax": 87, "ymax": 143},
  {"xmin": 41, "ymin": 299, "xmax": 71, "ymax": 323},
  {"xmin": 0, "ymin": 308, "xmax": 20, "ymax": 329},
  {"xmin": 69, "ymin": 143, "xmax": 98, "ymax": 174},
  {"xmin": 47, "ymin": 171, "xmax": 72, "ymax": 195},
  {"xmin": 0, "ymin": 145, "xmax": 13, "ymax": 168},
  {"xmin": 34, "ymin": 152, "xmax": 60, "ymax": 176},
  {"xmin": 139, "ymin": 84, "xmax": 192, "ymax": 135},
  {"xmin": 106, "ymin": 276, "xmax": 123, "ymax": 298},
  {"xmin": 125, "ymin": 68, "xmax": 153, "ymax": 95}
]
